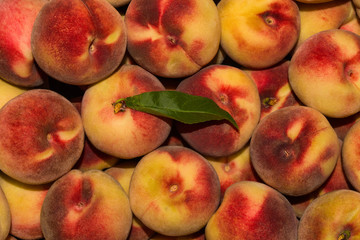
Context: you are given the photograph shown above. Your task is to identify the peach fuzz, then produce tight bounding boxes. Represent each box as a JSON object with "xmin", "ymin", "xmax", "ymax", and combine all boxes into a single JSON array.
[
  {"xmin": 31, "ymin": 0, "xmax": 127, "ymax": 85},
  {"xmin": 0, "ymin": 0, "xmax": 48, "ymax": 87},
  {"xmin": 244, "ymin": 60, "xmax": 301, "ymax": 120},
  {"xmin": 206, "ymin": 143, "xmax": 260, "ymax": 198},
  {"xmin": 217, "ymin": 0, "xmax": 300, "ymax": 69},
  {"xmin": 41, "ymin": 169, "xmax": 132, "ymax": 240},
  {"xmin": 105, "ymin": 161, "xmax": 156, "ymax": 240},
  {"xmin": 0, "ymin": 172, "xmax": 50, "ymax": 240},
  {"xmin": 295, "ymin": 0, "xmax": 353, "ymax": 49},
  {"xmin": 287, "ymin": 140, "xmax": 351, "ymax": 218},
  {"xmin": 0, "ymin": 78, "xmax": 27, "ymax": 109},
  {"xmin": 341, "ymin": 119, "xmax": 360, "ymax": 191},
  {"xmin": 205, "ymin": 181, "xmax": 298, "ymax": 240},
  {"xmin": 175, "ymin": 64, "xmax": 261, "ymax": 158},
  {"xmin": 0, "ymin": 185, "xmax": 10, "ymax": 240},
  {"xmin": 81, "ymin": 64, "xmax": 172, "ymax": 159},
  {"xmin": 298, "ymin": 189, "xmax": 360, "ymax": 239},
  {"xmin": 129, "ymin": 145, "xmax": 221, "ymax": 237},
  {"xmin": 0, "ymin": 89, "xmax": 84, "ymax": 185},
  {"xmin": 289, "ymin": 29, "xmax": 360, "ymax": 118},
  {"xmin": 125, "ymin": 0, "xmax": 220, "ymax": 78},
  {"xmin": 250, "ymin": 106, "xmax": 340, "ymax": 196}
]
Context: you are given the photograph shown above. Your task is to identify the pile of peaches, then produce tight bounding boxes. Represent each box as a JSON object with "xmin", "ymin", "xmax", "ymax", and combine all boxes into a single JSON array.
[{"xmin": 1, "ymin": 0, "xmax": 360, "ymax": 239}]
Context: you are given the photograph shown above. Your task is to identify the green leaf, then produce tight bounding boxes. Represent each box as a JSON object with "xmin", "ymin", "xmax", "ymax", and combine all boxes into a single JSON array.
[{"xmin": 112, "ymin": 90, "xmax": 239, "ymax": 130}]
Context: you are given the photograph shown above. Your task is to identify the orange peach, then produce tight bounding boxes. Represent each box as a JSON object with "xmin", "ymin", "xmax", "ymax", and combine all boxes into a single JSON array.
[
  {"xmin": 0, "ymin": 172, "xmax": 50, "ymax": 240},
  {"xmin": 217, "ymin": 0, "xmax": 300, "ymax": 69},
  {"xmin": 205, "ymin": 181, "xmax": 298, "ymax": 240},
  {"xmin": 250, "ymin": 106, "xmax": 340, "ymax": 196},
  {"xmin": 175, "ymin": 64, "xmax": 261, "ymax": 158},
  {"xmin": 0, "ymin": 185, "xmax": 11, "ymax": 240},
  {"xmin": 0, "ymin": 89, "xmax": 84, "ymax": 185},
  {"xmin": 31, "ymin": 0, "xmax": 127, "ymax": 85},
  {"xmin": 0, "ymin": 0, "xmax": 48, "ymax": 87},
  {"xmin": 40, "ymin": 169, "xmax": 132, "ymax": 240},
  {"xmin": 295, "ymin": 0, "xmax": 353, "ymax": 49},
  {"xmin": 206, "ymin": 143, "xmax": 260, "ymax": 198},
  {"xmin": 244, "ymin": 60, "xmax": 301, "ymax": 120},
  {"xmin": 81, "ymin": 64, "xmax": 172, "ymax": 159},
  {"xmin": 298, "ymin": 189, "xmax": 360, "ymax": 239},
  {"xmin": 129, "ymin": 145, "xmax": 221, "ymax": 237},
  {"xmin": 289, "ymin": 29, "xmax": 360, "ymax": 118},
  {"xmin": 125, "ymin": 0, "xmax": 221, "ymax": 78}
]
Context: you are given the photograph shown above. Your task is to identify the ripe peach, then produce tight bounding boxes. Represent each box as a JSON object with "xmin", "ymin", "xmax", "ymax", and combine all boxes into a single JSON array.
[
  {"xmin": 125, "ymin": 0, "xmax": 221, "ymax": 78},
  {"xmin": 289, "ymin": 29, "xmax": 360, "ymax": 118},
  {"xmin": 206, "ymin": 143, "xmax": 260, "ymax": 198},
  {"xmin": 81, "ymin": 64, "xmax": 172, "ymax": 159},
  {"xmin": 0, "ymin": 89, "xmax": 84, "ymax": 185},
  {"xmin": 0, "ymin": 0, "xmax": 48, "ymax": 87},
  {"xmin": 298, "ymin": 189, "xmax": 360, "ymax": 239},
  {"xmin": 244, "ymin": 60, "xmax": 301, "ymax": 120},
  {"xmin": 0, "ymin": 172, "xmax": 50, "ymax": 240},
  {"xmin": 205, "ymin": 181, "xmax": 298, "ymax": 240},
  {"xmin": 175, "ymin": 64, "xmax": 261, "ymax": 158},
  {"xmin": 41, "ymin": 169, "xmax": 133, "ymax": 240},
  {"xmin": 217, "ymin": 0, "xmax": 300, "ymax": 69},
  {"xmin": 129, "ymin": 145, "xmax": 221, "ymax": 237},
  {"xmin": 250, "ymin": 106, "xmax": 340, "ymax": 196},
  {"xmin": 31, "ymin": 0, "xmax": 127, "ymax": 85},
  {"xmin": 0, "ymin": 185, "xmax": 11, "ymax": 240},
  {"xmin": 295, "ymin": 0, "xmax": 353, "ymax": 49}
]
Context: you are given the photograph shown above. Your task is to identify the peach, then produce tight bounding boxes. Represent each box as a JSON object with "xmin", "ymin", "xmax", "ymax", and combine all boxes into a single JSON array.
[
  {"xmin": 217, "ymin": 0, "xmax": 300, "ymax": 69},
  {"xmin": 205, "ymin": 181, "xmax": 298, "ymax": 240},
  {"xmin": 298, "ymin": 189, "xmax": 360, "ymax": 239},
  {"xmin": 250, "ymin": 106, "xmax": 340, "ymax": 196},
  {"xmin": 125, "ymin": 0, "xmax": 221, "ymax": 78},
  {"xmin": 287, "ymin": 140, "xmax": 351, "ymax": 218},
  {"xmin": 0, "ymin": 185, "xmax": 11, "ymax": 240},
  {"xmin": 244, "ymin": 60, "xmax": 301, "ymax": 120},
  {"xmin": 295, "ymin": 0, "xmax": 353, "ymax": 49},
  {"xmin": 0, "ymin": 89, "xmax": 84, "ymax": 185},
  {"xmin": 328, "ymin": 111, "xmax": 360, "ymax": 140},
  {"xmin": 289, "ymin": 29, "xmax": 360, "ymax": 118},
  {"xmin": 105, "ymin": 161, "xmax": 156, "ymax": 240},
  {"xmin": 175, "ymin": 64, "xmax": 261, "ymax": 158},
  {"xmin": 295, "ymin": 0, "xmax": 335, "ymax": 3},
  {"xmin": 41, "ymin": 169, "xmax": 132, "ymax": 240},
  {"xmin": 81, "ymin": 64, "xmax": 172, "ymax": 159},
  {"xmin": 341, "ymin": 119, "xmax": 360, "ymax": 191},
  {"xmin": 0, "ymin": 78, "xmax": 27, "ymax": 109},
  {"xmin": 0, "ymin": 172, "xmax": 50, "ymax": 240},
  {"xmin": 0, "ymin": 0, "xmax": 48, "ymax": 87},
  {"xmin": 206, "ymin": 143, "xmax": 260, "ymax": 198},
  {"xmin": 31, "ymin": 0, "xmax": 127, "ymax": 85},
  {"xmin": 129, "ymin": 145, "xmax": 221, "ymax": 237}
]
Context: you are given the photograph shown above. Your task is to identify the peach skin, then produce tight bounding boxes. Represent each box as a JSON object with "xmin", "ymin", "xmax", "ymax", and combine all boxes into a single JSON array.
[
  {"xmin": 125, "ymin": 0, "xmax": 221, "ymax": 78},
  {"xmin": 31, "ymin": 0, "xmax": 127, "ymax": 85},
  {"xmin": 40, "ymin": 169, "xmax": 133, "ymax": 240},
  {"xmin": 250, "ymin": 106, "xmax": 340, "ymax": 196},
  {"xmin": 0, "ymin": 0, "xmax": 48, "ymax": 87},
  {"xmin": 217, "ymin": 0, "xmax": 300, "ymax": 69},
  {"xmin": 129, "ymin": 145, "xmax": 221, "ymax": 237},
  {"xmin": 0, "ymin": 185, "xmax": 10, "ymax": 240},
  {"xmin": 0, "ymin": 89, "xmax": 85, "ymax": 185}
]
